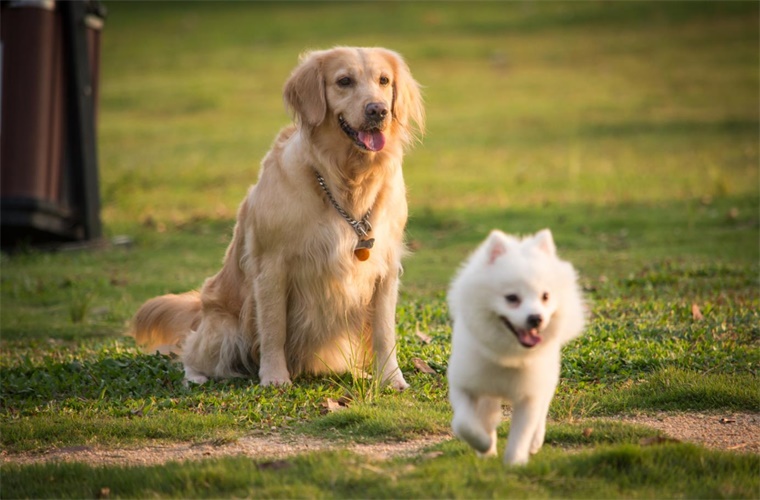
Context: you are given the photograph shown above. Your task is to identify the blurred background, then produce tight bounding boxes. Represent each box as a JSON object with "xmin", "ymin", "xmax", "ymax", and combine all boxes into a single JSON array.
[{"xmin": 93, "ymin": 1, "xmax": 758, "ymax": 292}]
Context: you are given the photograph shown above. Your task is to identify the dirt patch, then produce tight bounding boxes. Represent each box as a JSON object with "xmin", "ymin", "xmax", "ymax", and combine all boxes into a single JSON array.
[
  {"xmin": 2, "ymin": 412, "xmax": 757, "ymax": 467},
  {"xmin": 0, "ymin": 434, "xmax": 452, "ymax": 467},
  {"xmin": 614, "ymin": 411, "xmax": 760, "ymax": 453}
]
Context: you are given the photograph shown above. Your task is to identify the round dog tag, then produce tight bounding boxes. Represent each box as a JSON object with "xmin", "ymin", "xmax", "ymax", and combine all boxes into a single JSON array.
[{"xmin": 354, "ymin": 238, "xmax": 375, "ymax": 261}]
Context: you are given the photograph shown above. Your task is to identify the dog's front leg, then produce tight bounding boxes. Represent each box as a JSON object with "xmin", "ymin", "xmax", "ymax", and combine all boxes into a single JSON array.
[
  {"xmin": 371, "ymin": 273, "xmax": 409, "ymax": 390},
  {"xmin": 254, "ymin": 256, "xmax": 291, "ymax": 386}
]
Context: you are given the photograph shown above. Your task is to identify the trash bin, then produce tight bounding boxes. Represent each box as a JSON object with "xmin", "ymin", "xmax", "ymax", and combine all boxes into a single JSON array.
[{"xmin": 0, "ymin": 0, "xmax": 105, "ymax": 249}]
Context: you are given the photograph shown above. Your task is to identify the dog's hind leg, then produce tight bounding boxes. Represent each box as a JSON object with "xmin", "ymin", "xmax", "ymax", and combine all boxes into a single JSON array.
[
  {"xmin": 475, "ymin": 396, "xmax": 502, "ymax": 457},
  {"xmin": 182, "ymin": 312, "xmax": 251, "ymax": 383}
]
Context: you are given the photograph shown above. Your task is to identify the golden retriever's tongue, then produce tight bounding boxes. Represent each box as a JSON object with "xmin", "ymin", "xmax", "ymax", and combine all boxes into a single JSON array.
[{"xmin": 358, "ymin": 130, "xmax": 385, "ymax": 152}]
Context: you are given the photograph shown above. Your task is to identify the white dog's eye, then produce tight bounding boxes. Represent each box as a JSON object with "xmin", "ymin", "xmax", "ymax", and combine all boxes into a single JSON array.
[
  {"xmin": 379, "ymin": 75, "xmax": 390, "ymax": 86},
  {"xmin": 337, "ymin": 76, "xmax": 353, "ymax": 87},
  {"xmin": 542, "ymin": 292, "xmax": 550, "ymax": 302},
  {"xmin": 505, "ymin": 294, "xmax": 520, "ymax": 305}
]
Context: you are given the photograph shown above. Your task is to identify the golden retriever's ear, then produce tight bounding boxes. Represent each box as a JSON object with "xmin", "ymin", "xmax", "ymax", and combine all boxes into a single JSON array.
[
  {"xmin": 283, "ymin": 51, "xmax": 327, "ymax": 128},
  {"xmin": 381, "ymin": 49, "xmax": 425, "ymax": 145}
]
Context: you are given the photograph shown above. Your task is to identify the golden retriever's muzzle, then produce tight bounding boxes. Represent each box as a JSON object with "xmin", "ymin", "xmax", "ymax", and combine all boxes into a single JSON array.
[{"xmin": 338, "ymin": 101, "xmax": 389, "ymax": 152}]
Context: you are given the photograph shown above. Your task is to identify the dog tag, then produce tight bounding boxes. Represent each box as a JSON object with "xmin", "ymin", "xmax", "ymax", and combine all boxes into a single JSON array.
[{"xmin": 354, "ymin": 238, "xmax": 375, "ymax": 261}]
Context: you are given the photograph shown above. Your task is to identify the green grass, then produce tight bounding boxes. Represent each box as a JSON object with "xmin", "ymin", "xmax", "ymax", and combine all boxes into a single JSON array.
[
  {"xmin": 1, "ymin": 1, "xmax": 758, "ymax": 498},
  {"xmin": 3, "ymin": 441, "xmax": 758, "ymax": 499}
]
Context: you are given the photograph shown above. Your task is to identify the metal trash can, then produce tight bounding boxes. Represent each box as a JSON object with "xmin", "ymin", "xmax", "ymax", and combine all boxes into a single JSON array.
[{"xmin": 0, "ymin": 0, "xmax": 105, "ymax": 249}]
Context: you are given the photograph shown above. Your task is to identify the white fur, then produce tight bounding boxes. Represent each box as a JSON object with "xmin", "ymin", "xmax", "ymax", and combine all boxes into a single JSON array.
[{"xmin": 447, "ymin": 229, "xmax": 586, "ymax": 465}]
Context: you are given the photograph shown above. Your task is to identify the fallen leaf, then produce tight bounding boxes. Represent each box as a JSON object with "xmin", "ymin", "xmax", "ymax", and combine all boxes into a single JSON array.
[
  {"xmin": 639, "ymin": 436, "xmax": 681, "ymax": 447},
  {"xmin": 257, "ymin": 460, "xmax": 292, "ymax": 471},
  {"xmin": 412, "ymin": 357, "xmax": 437, "ymax": 375},
  {"xmin": 129, "ymin": 404, "xmax": 146, "ymax": 418},
  {"xmin": 691, "ymin": 303, "xmax": 704, "ymax": 321},
  {"xmin": 582, "ymin": 427, "xmax": 593, "ymax": 438},
  {"xmin": 337, "ymin": 393, "xmax": 353, "ymax": 406},
  {"xmin": 321, "ymin": 397, "xmax": 348, "ymax": 414},
  {"xmin": 719, "ymin": 417, "xmax": 736, "ymax": 424},
  {"xmin": 415, "ymin": 323, "xmax": 432, "ymax": 344},
  {"xmin": 727, "ymin": 442, "xmax": 749, "ymax": 450},
  {"xmin": 97, "ymin": 487, "xmax": 110, "ymax": 499}
]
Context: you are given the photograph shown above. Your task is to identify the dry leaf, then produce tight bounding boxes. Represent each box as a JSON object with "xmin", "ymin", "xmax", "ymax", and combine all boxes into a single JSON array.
[
  {"xmin": 582, "ymin": 427, "xmax": 593, "ymax": 438},
  {"xmin": 719, "ymin": 417, "xmax": 736, "ymax": 424},
  {"xmin": 97, "ymin": 488, "xmax": 110, "ymax": 499},
  {"xmin": 639, "ymin": 436, "xmax": 681, "ymax": 447},
  {"xmin": 691, "ymin": 303, "xmax": 704, "ymax": 321},
  {"xmin": 337, "ymin": 393, "xmax": 353, "ymax": 406},
  {"xmin": 129, "ymin": 404, "xmax": 146, "ymax": 418},
  {"xmin": 412, "ymin": 357, "xmax": 437, "ymax": 375},
  {"xmin": 726, "ymin": 443, "xmax": 749, "ymax": 450},
  {"xmin": 415, "ymin": 323, "xmax": 432, "ymax": 344},
  {"xmin": 321, "ymin": 397, "xmax": 348, "ymax": 414},
  {"xmin": 257, "ymin": 460, "xmax": 292, "ymax": 471}
]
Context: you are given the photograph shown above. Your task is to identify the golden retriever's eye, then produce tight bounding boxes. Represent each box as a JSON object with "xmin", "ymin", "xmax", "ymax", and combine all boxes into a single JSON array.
[
  {"xmin": 337, "ymin": 76, "xmax": 353, "ymax": 87},
  {"xmin": 379, "ymin": 75, "xmax": 390, "ymax": 86}
]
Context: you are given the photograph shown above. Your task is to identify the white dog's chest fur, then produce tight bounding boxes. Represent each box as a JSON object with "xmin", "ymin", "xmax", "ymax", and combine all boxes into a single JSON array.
[{"xmin": 448, "ymin": 334, "xmax": 561, "ymax": 402}]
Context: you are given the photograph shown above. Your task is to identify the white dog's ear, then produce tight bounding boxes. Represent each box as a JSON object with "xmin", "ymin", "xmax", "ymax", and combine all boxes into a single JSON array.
[
  {"xmin": 532, "ymin": 229, "xmax": 556, "ymax": 256},
  {"xmin": 283, "ymin": 51, "xmax": 327, "ymax": 128},
  {"xmin": 485, "ymin": 230, "xmax": 509, "ymax": 265}
]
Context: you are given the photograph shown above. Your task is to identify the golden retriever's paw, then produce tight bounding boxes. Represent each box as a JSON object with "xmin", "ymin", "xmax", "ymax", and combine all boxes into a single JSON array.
[
  {"xmin": 385, "ymin": 374, "xmax": 410, "ymax": 391},
  {"xmin": 260, "ymin": 377, "xmax": 292, "ymax": 387},
  {"xmin": 259, "ymin": 373, "xmax": 292, "ymax": 387},
  {"xmin": 183, "ymin": 367, "xmax": 209, "ymax": 386}
]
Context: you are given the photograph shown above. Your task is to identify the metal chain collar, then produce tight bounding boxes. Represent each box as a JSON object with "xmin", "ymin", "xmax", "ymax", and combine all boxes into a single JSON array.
[{"xmin": 314, "ymin": 169, "xmax": 373, "ymax": 238}]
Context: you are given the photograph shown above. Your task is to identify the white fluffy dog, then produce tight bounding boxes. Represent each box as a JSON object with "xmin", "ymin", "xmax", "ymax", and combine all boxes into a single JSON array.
[{"xmin": 447, "ymin": 229, "xmax": 586, "ymax": 465}]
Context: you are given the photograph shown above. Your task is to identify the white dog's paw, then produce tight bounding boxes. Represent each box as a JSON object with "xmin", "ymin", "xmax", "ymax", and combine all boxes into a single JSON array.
[
  {"xmin": 478, "ymin": 430, "xmax": 498, "ymax": 457},
  {"xmin": 476, "ymin": 440, "xmax": 498, "ymax": 458},
  {"xmin": 503, "ymin": 450, "xmax": 530, "ymax": 466},
  {"xmin": 453, "ymin": 418, "xmax": 493, "ymax": 454},
  {"xmin": 529, "ymin": 438, "xmax": 544, "ymax": 455}
]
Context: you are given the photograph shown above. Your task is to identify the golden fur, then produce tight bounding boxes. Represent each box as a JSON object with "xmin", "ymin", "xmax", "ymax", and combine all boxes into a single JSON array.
[{"xmin": 131, "ymin": 47, "xmax": 424, "ymax": 388}]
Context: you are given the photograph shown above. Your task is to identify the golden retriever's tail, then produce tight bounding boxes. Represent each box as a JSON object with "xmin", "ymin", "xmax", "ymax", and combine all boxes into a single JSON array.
[{"xmin": 130, "ymin": 292, "xmax": 202, "ymax": 355}]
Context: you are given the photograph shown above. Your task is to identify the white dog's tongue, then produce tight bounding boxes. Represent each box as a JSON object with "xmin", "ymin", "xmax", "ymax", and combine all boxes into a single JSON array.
[
  {"xmin": 358, "ymin": 130, "xmax": 385, "ymax": 152},
  {"xmin": 518, "ymin": 329, "xmax": 542, "ymax": 348}
]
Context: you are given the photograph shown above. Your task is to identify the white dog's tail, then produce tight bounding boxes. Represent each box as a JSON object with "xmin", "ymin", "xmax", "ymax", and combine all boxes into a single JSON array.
[{"xmin": 130, "ymin": 292, "xmax": 202, "ymax": 355}]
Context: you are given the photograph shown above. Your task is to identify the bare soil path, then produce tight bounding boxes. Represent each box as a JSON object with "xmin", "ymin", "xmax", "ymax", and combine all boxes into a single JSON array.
[{"xmin": 2, "ymin": 412, "xmax": 757, "ymax": 467}]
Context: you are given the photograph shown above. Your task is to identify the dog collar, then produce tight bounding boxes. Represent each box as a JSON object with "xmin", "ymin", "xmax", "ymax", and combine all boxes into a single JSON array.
[{"xmin": 314, "ymin": 168, "xmax": 375, "ymax": 261}]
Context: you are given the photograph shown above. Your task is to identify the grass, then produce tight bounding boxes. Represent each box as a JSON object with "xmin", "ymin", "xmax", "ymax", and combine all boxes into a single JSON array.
[
  {"xmin": 1, "ymin": 1, "xmax": 758, "ymax": 498},
  {"xmin": 3, "ymin": 442, "xmax": 759, "ymax": 499}
]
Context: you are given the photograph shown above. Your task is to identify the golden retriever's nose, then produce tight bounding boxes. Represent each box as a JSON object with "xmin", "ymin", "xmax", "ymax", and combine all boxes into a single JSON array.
[{"xmin": 365, "ymin": 102, "xmax": 389, "ymax": 123}]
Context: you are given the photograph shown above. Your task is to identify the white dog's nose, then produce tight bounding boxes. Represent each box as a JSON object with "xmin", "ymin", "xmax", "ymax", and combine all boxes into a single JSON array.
[{"xmin": 526, "ymin": 314, "xmax": 543, "ymax": 329}]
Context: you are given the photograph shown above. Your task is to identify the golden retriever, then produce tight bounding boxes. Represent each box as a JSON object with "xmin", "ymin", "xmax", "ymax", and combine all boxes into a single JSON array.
[{"xmin": 131, "ymin": 47, "xmax": 424, "ymax": 389}]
